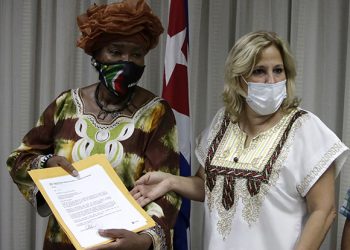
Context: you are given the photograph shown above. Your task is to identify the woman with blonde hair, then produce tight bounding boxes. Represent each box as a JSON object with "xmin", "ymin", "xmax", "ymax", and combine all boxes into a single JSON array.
[{"xmin": 132, "ymin": 31, "xmax": 349, "ymax": 250}]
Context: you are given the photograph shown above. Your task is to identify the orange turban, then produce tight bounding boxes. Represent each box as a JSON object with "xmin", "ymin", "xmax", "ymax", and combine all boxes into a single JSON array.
[{"xmin": 76, "ymin": 0, "xmax": 164, "ymax": 56}]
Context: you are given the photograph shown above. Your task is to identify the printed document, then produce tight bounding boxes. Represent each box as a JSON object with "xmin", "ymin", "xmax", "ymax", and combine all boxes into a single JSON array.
[{"xmin": 29, "ymin": 154, "xmax": 155, "ymax": 250}]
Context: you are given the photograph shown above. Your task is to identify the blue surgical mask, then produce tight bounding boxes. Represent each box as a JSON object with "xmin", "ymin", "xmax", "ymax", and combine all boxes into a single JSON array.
[{"xmin": 92, "ymin": 58, "xmax": 145, "ymax": 96}]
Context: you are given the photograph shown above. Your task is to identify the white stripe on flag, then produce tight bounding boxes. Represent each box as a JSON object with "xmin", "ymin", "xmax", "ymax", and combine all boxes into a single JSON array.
[{"xmin": 173, "ymin": 109, "xmax": 191, "ymax": 164}]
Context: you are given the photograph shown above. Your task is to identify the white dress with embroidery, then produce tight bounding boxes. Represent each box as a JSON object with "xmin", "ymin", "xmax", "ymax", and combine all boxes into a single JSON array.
[{"xmin": 195, "ymin": 107, "xmax": 349, "ymax": 250}]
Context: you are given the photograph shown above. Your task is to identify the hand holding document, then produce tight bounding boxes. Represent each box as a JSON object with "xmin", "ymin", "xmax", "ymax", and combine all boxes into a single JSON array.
[{"xmin": 29, "ymin": 154, "xmax": 155, "ymax": 250}]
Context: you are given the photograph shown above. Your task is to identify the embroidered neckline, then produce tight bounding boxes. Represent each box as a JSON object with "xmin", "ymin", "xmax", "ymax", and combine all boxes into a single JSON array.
[
  {"xmin": 212, "ymin": 112, "xmax": 295, "ymax": 172},
  {"xmin": 237, "ymin": 112, "xmax": 291, "ymax": 141},
  {"xmin": 71, "ymin": 88, "xmax": 162, "ymax": 129},
  {"xmin": 205, "ymin": 109, "xmax": 307, "ymax": 238},
  {"xmin": 206, "ymin": 110, "xmax": 307, "ymax": 196}
]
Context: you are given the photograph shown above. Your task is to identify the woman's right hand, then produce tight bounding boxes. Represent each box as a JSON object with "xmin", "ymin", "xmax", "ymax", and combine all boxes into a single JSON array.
[
  {"xmin": 46, "ymin": 155, "xmax": 79, "ymax": 177},
  {"xmin": 131, "ymin": 172, "xmax": 172, "ymax": 207}
]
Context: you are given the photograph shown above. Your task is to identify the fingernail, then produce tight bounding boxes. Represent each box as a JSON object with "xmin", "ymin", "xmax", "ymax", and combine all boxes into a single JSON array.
[
  {"xmin": 98, "ymin": 229, "xmax": 105, "ymax": 234},
  {"xmin": 73, "ymin": 170, "xmax": 79, "ymax": 177}
]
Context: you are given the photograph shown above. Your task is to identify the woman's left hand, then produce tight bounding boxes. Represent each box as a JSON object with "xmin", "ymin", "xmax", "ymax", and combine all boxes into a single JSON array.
[
  {"xmin": 87, "ymin": 229, "xmax": 152, "ymax": 250},
  {"xmin": 131, "ymin": 172, "xmax": 172, "ymax": 207}
]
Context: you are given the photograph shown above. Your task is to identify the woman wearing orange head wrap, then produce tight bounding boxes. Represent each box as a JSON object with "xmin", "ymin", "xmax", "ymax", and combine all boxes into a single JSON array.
[{"xmin": 7, "ymin": 1, "xmax": 180, "ymax": 249}]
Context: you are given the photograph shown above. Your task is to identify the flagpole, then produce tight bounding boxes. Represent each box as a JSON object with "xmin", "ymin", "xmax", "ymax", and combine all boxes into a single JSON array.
[{"xmin": 162, "ymin": 0, "xmax": 191, "ymax": 249}]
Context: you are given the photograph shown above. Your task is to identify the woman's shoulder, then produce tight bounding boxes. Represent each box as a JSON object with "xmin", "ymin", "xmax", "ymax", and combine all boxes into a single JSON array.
[
  {"xmin": 201, "ymin": 107, "xmax": 227, "ymax": 134},
  {"xmin": 134, "ymin": 85, "xmax": 157, "ymax": 99},
  {"xmin": 135, "ymin": 85, "xmax": 156, "ymax": 95},
  {"xmin": 49, "ymin": 85, "xmax": 93, "ymax": 115},
  {"xmin": 54, "ymin": 84, "xmax": 89, "ymax": 102},
  {"xmin": 132, "ymin": 86, "xmax": 164, "ymax": 109},
  {"xmin": 211, "ymin": 107, "xmax": 227, "ymax": 123},
  {"xmin": 42, "ymin": 88, "xmax": 74, "ymax": 109},
  {"xmin": 292, "ymin": 108, "xmax": 344, "ymax": 147},
  {"xmin": 294, "ymin": 107, "xmax": 330, "ymax": 128},
  {"xmin": 54, "ymin": 88, "xmax": 79, "ymax": 106}
]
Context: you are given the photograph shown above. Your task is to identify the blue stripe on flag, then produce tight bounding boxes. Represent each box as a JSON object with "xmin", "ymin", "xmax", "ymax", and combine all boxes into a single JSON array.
[{"xmin": 173, "ymin": 153, "xmax": 190, "ymax": 250}]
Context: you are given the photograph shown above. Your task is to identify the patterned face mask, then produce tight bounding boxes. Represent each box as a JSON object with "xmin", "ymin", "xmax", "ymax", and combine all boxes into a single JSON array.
[{"xmin": 92, "ymin": 58, "xmax": 145, "ymax": 96}]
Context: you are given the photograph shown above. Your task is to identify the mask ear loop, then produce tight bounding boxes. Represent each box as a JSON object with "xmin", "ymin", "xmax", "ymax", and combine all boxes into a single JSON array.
[{"xmin": 240, "ymin": 75, "xmax": 249, "ymax": 85}]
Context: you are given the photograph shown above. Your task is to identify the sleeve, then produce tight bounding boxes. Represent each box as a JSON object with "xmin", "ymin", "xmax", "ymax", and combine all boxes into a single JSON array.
[
  {"xmin": 195, "ymin": 107, "xmax": 226, "ymax": 167},
  {"xmin": 140, "ymin": 100, "xmax": 181, "ymax": 250},
  {"xmin": 293, "ymin": 111, "xmax": 349, "ymax": 197},
  {"xmin": 340, "ymin": 188, "xmax": 350, "ymax": 219},
  {"xmin": 6, "ymin": 91, "xmax": 70, "ymax": 215}
]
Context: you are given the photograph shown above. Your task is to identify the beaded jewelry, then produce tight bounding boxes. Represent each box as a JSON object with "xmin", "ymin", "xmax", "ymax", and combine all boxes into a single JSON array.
[
  {"xmin": 94, "ymin": 83, "xmax": 132, "ymax": 119},
  {"xmin": 40, "ymin": 154, "xmax": 54, "ymax": 168}
]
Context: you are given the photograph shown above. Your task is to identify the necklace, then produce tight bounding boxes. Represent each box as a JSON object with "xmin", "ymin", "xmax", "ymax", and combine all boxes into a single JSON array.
[{"xmin": 94, "ymin": 83, "xmax": 131, "ymax": 120}]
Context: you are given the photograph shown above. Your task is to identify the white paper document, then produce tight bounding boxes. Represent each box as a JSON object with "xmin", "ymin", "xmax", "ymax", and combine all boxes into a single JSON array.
[{"xmin": 30, "ymin": 155, "xmax": 156, "ymax": 250}]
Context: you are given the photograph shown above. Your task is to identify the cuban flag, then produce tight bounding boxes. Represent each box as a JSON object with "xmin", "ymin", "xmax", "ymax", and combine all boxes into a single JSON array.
[{"xmin": 162, "ymin": 0, "xmax": 191, "ymax": 249}]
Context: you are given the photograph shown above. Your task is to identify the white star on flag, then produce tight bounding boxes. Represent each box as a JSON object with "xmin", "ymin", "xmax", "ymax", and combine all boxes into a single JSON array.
[
  {"xmin": 162, "ymin": 1, "xmax": 191, "ymax": 249},
  {"xmin": 164, "ymin": 28, "xmax": 187, "ymax": 85}
]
